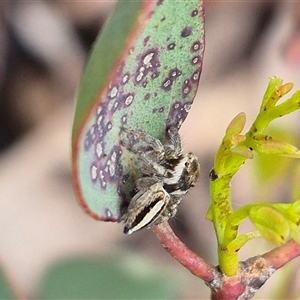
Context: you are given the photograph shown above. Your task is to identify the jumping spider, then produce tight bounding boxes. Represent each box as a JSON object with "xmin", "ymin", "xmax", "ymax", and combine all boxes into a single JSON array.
[{"xmin": 121, "ymin": 127, "xmax": 200, "ymax": 234}]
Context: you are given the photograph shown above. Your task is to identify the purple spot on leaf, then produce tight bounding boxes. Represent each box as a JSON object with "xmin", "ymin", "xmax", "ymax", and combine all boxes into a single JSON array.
[
  {"xmin": 99, "ymin": 169, "xmax": 107, "ymax": 189},
  {"xmin": 181, "ymin": 26, "xmax": 192, "ymax": 38},
  {"xmin": 153, "ymin": 106, "xmax": 165, "ymax": 113},
  {"xmin": 191, "ymin": 41, "xmax": 201, "ymax": 52},
  {"xmin": 142, "ymin": 80, "xmax": 148, "ymax": 88},
  {"xmin": 84, "ymin": 136, "xmax": 92, "ymax": 151},
  {"xmin": 144, "ymin": 93, "xmax": 150, "ymax": 100},
  {"xmin": 106, "ymin": 146, "xmax": 122, "ymax": 180},
  {"xmin": 170, "ymin": 67, "xmax": 182, "ymax": 78},
  {"xmin": 96, "ymin": 106, "xmax": 106, "ymax": 128},
  {"xmin": 104, "ymin": 208, "xmax": 115, "ymax": 221},
  {"xmin": 109, "ymin": 85, "xmax": 119, "ymax": 99},
  {"xmin": 161, "ymin": 68, "xmax": 182, "ymax": 91},
  {"xmin": 123, "ymin": 93, "xmax": 134, "ymax": 106},
  {"xmin": 161, "ymin": 78, "xmax": 172, "ymax": 91},
  {"xmin": 121, "ymin": 114, "xmax": 128, "ymax": 125},
  {"xmin": 135, "ymin": 48, "xmax": 160, "ymax": 84},
  {"xmin": 95, "ymin": 141, "xmax": 104, "ymax": 158},
  {"xmin": 182, "ymin": 79, "xmax": 192, "ymax": 98},
  {"xmin": 191, "ymin": 55, "xmax": 200, "ymax": 65},
  {"xmin": 90, "ymin": 164, "xmax": 98, "ymax": 182},
  {"xmin": 151, "ymin": 71, "xmax": 160, "ymax": 79},
  {"xmin": 166, "ymin": 102, "xmax": 190, "ymax": 129},
  {"xmin": 191, "ymin": 9, "xmax": 198, "ymax": 17},
  {"xmin": 106, "ymin": 121, "xmax": 113, "ymax": 131},
  {"xmin": 112, "ymin": 101, "xmax": 119, "ymax": 112},
  {"xmin": 191, "ymin": 70, "xmax": 200, "ymax": 82},
  {"xmin": 143, "ymin": 35, "xmax": 150, "ymax": 46},
  {"xmin": 122, "ymin": 72, "xmax": 130, "ymax": 84},
  {"xmin": 84, "ymin": 126, "xmax": 97, "ymax": 151},
  {"xmin": 167, "ymin": 42, "xmax": 176, "ymax": 50},
  {"xmin": 183, "ymin": 102, "xmax": 192, "ymax": 112}
]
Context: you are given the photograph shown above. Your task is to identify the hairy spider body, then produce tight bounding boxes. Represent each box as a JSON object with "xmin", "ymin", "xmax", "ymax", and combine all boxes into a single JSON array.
[{"xmin": 121, "ymin": 127, "xmax": 200, "ymax": 234}]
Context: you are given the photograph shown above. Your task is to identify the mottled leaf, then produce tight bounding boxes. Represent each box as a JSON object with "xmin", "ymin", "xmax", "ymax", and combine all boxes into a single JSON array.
[{"xmin": 72, "ymin": 0, "xmax": 205, "ymax": 222}]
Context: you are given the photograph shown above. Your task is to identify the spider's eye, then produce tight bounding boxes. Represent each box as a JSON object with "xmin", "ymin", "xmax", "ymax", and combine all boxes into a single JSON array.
[{"xmin": 185, "ymin": 161, "xmax": 190, "ymax": 168}]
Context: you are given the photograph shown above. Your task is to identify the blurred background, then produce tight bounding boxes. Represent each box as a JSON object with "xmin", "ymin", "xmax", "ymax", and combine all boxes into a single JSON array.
[{"xmin": 0, "ymin": 1, "xmax": 300, "ymax": 299}]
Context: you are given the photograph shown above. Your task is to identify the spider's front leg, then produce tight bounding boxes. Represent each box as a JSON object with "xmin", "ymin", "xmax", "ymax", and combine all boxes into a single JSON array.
[
  {"xmin": 120, "ymin": 127, "xmax": 170, "ymax": 177},
  {"xmin": 122, "ymin": 180, "xmax": 170, "ymax": 234},
  {"xmin": 138, "ymin": 153, "xmax": 170, "ymax": 177},
  {"xmin": 165, "ymin": 126, "xmax": 183, "ymax": 158},
  {"xmin": 165, "ymin": 195, "xmax": 182, "ymax": 219},
  {"xmin": 135, "ymin": 176, "xmax": 160, "ymax": 191},
  {"xmin": 120, "ymin": 127, "xmax": 165, "ymax": 161}
]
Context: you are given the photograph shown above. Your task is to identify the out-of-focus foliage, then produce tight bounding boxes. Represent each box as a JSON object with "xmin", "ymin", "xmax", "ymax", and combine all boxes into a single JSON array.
[
  {"xmin": 0, "ymin": 268, "xmax": 17, "ymax": 299},
  {"xmin": 38, "ymin": 255, "xmax": 178, "ymax": 299}
]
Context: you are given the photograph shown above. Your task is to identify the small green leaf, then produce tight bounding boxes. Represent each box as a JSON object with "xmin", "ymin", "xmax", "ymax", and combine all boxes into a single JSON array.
[
  {"xmin": 252, "ymin": 126, "xmax": 297, "ymax": 186},
  {"xmin": 292, "ymin": 199, "xmax": 300, "ymax": 214},
  {"xmin": 289, "ymin": 222, "xmax": 300, "ymax": 244},
  {"xmin": 260, "ymin": 77, "xmax": 283, "ymax": 111},
  {"xmin": 225, "ymin": 112, "xmax": 246, "ymax": 137},
  {"xmin": 230, "ymin": 145, "xmax": 253, "ymax": 159},
  {"xmin": 226, "ymin": 231, "xmax": 261, "ymax": 253},
  {"xmin": 249, "ymin": 206, "xmax": 290, "ymax": 245},
  {"xmin": 268, "ymin": 90, "xmax": 300, "ymax": 120},
  {"xmin": 253, "ymin": 137, "xmax": 300, "ymax": 158},
  {"xmin": 263, "ymin": 82, "xmax": 293, "ymax": 111}
]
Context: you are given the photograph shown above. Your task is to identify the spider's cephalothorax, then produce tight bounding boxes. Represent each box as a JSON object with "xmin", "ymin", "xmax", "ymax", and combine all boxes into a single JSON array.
[{"xmin": 121, "ymin": 127, "xmax": 200, "ymax": 234}]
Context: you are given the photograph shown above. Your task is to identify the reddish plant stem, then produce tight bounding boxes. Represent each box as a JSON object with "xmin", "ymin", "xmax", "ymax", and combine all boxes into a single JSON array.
[
  {"xmin": 152, "ymin": 222, "xmax": 218, "ymax": 283},
  {"xmin": 263, "ymin": 239, "xmax": 300, "ymax": 269},
  {"xmin": 211, "ymin": 277, "xmax": 244, "ymax": 300},
  {"xmin": 153, "ymin": 223, "xmax": 300, "ymax": 299}
]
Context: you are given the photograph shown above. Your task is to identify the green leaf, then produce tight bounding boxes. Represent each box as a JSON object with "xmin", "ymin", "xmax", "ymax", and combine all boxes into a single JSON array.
[
  {"xmin": 260, "ymin": 77, "xmax": 283, "ymax": 111},
  {"xmin": 253, "ymin": 137, "xmax": 300, "ymax": 158},
  {"xmin": 292, "ymin": 199, "xmax": 300, "ymax": 214},
  {"xmin": 230, "ymin": 145, "xmax": 253, "ymax": 159},
  {"xmin": 72, "ymin": 0, "xmax": 205, "ymax": 221},
  {"xmin": 38, "ymin": 256, "xmax": 178, "ymax": 299},
  {"xmin": 226, "ymin": 231, "xmax": 261, "ymax": 253},
  {"xmin": 289, "ymin": 222, "xmax": 300, "ymax": 244},
  {"xmin": 248, "ymin": 206, "xmax": 290, "ymax": 245},
  {"xmin": 259, "ymin": 77, "xmax": 293, "ymax": 112},
  {"xmin": 225, "ymin": 112, "xmax": 246, "ymax": 137}
]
